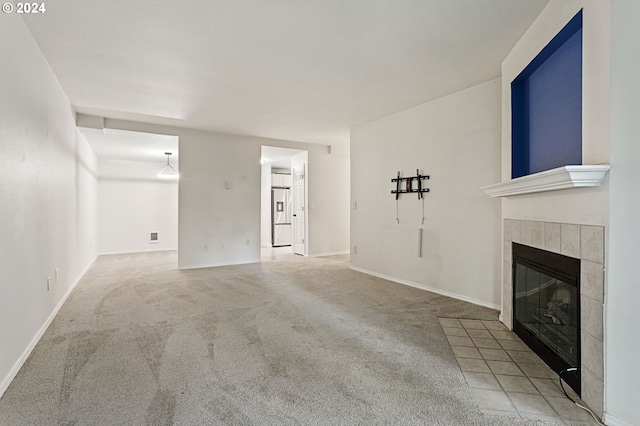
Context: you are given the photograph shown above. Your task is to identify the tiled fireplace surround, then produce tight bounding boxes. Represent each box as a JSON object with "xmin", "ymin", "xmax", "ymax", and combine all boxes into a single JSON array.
[{"xmin": 501, "ymin": 219, "xmax": 605, "ymax": 418}]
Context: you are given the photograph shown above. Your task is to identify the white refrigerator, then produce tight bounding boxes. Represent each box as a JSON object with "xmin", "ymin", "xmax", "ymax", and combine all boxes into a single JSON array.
[{"xmin": 272, "ymin": 188, "xmax": 292, "ymax": 247}]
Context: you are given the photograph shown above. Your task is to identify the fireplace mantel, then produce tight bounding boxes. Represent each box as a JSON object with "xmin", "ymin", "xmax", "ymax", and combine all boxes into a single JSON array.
[{"xmin": 481, "ymin": 165, "xmax": 611, "ymax": 198}]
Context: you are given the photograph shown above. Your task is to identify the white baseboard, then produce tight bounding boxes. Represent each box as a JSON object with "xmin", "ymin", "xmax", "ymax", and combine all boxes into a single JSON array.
[
  {"xmin": 0, "ymin": 255, "xmax": 98, "ymax": 398},
  {"xmin": 98, "ymin": 248, "xmax": 177, "ymax": 256},
  {"xmin": 604, "ymin": 412, "xmax": 635, "ymax": 426},
  {"xmin": 349, "ymin": 266, "xmax": 500, "ymax": 311}
]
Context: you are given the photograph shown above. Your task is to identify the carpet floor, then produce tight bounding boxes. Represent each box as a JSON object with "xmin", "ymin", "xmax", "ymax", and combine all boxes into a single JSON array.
[{"xmin": 0, "ymin": 250, "xmax": 566, "ymax": 425}]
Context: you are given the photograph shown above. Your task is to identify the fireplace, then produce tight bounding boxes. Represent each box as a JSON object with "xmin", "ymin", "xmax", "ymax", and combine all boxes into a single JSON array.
[{"xmin": 512, "ymin": 242, "xmax": 581, "ymax": 394}]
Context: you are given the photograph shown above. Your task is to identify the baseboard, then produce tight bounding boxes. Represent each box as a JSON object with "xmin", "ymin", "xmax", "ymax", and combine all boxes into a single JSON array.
[
  {"xmin": 0, "ymin": 255, "xmax": 98, "ymax": 399},
  {"xmin": 312, "ymin": 250, "xmax": 350, "ymax": 257},
  {"xmin": 349, "ymin": 266, "xmax": 500, "ymax": 311},
  {"xmin": 604, "ymin": 412, "xmax": 636, "ymax": 426},
  {"xmin": 98, "ymin": 248, "xmax": 177, "ymax": 256}
]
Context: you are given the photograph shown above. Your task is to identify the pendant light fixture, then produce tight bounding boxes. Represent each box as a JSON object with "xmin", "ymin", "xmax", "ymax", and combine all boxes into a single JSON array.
[{"xmin": 158, "ymin": 152, "xmax": 178, "ymax": 178}]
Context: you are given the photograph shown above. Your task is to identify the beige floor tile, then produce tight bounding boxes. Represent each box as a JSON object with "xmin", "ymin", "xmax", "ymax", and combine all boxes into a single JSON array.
[
  {"xmin": 446, "ymin": 336, "xmax": 474, "ymax": 347},
  {"xmin": 460, "ymin": 319, "xmax": 487, "ymax": 330},
  {"xmin": 498, "ymin": 339, "xmax": 531, "ymax": 351},
  {"xmin": 545, "ymin": 396, "xmax": 598, "ymax": 422},
  {"xmin": 469, "ymin": 389, "xmax": 517, "ymax": 413},
  {"xmin": 517, "ymin": 362, "xmax": 558, "ymax": 380},
  {"xmin": 518, "ymin": 412, "xmax": 565, "ymax": 423},
  {"xmin": 487, "ymin": 360, "xmax": 524, "ymax": 376},
  {"xmin": 490, "ymin": 330, "xmax": 519, "ymax": 341},
  {"xmin": 442, "ymin": 327, "xmax": 468, "ymax": 337},
  {"xmin": 495, "ymin": 375, "xmax": 539, "ymax": 394},
  {"xmin": 457, "ymin": 358, "xmax": 491, "ymax": 374},
  {"xmin": 451, "ymin": 345, "xmax": 483, "ymax": 359},
  {"xmin": 478, "ymin": 348, "xmax": 511, "ymax": 361},
  {"xmin": 560, "ymin": 379, "xmax": 581, "ymax": 400},
  {"xmin": 462, "ymin": 372, "xmax": 501, "ymax": 390},
  {"xmin": 438, "ymin": 318, "xmax": 462, "ymax": 328},
  {"xmin": 471, "ymin": 337, "xmax": 502, "ymax": 349},
  {"xmin": 530, "ymin": 378, "xmax": 564, "ymax": 397},
  {"xmin": 466, "ymin": 329, "xmax": 493, "ymax": 339},
  {"xmin": 482, "ymin": 321, "xmax": 508, "ymax": 331},
  {"xmin": 508, "ymin": 392, "xmax": 557, "ymax": 416},
  {"xmin": 507, "ymin": 349, "xmax": 544, "ymax": 364}
]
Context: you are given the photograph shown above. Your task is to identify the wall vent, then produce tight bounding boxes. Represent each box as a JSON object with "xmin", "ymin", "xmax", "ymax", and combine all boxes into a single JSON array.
[{"xmin": 150, "ymin": 232, "xmax": 159, "ymax": 244}]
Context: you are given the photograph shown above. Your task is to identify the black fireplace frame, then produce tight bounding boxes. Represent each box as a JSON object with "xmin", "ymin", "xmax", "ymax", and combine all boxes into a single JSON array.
[{"xmin": 512, "ymin": 243, "xmax": 581, "ymax": 395}]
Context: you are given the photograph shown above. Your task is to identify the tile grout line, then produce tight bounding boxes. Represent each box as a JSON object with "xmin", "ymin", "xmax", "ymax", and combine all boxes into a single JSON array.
[{"xmin": 441, "ymin": 318, "xmax": 590, "ymax": 424}]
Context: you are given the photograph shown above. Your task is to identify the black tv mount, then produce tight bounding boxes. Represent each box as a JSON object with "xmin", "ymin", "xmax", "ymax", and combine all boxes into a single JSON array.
[{"xmin": 391, "ymin": 169, "xmax": 430, "ymax": 200}]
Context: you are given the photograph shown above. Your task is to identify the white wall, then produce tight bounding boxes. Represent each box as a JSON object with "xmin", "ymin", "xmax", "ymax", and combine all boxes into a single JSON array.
[
  {"xmin": 98, "ymin": 159, "xmax": 178, "ymax": 254},
  {"xmin": 101, "ymin": 120, "xmax": 350, "ymax": 268},
  {"xmin": 260, "ymin": 163, "xmax": 272, "ymax": 247},
  {"xmin": 350, "ymin": 79, "xmax": 502, "ymax": 308},
  {"xmin": 179, "ymin": 131, "xmax": 262, "ymax": 268},
  {"xmin": 291, "ymin": 151, "xmax": 309, "ymax": 256},
  {"xmin": 0, "ymin": 16, "xmax": 98, "ymax": 396},
  {"xmin": 308, "ymin": 146, "xmax": 350, "ymax": 257},
  {"xmin": 606, "ymin": 1, "xmax": 640, "ymax": 424}
]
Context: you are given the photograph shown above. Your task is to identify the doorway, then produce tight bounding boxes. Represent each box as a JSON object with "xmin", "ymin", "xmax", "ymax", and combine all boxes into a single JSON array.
[
  {"xmin": 85, "ymin": 129, "xmax": 179, "ymax": 257},
  {"xmin": 260, "ymin": 146, "xmax": 308, "ymax": 258}
]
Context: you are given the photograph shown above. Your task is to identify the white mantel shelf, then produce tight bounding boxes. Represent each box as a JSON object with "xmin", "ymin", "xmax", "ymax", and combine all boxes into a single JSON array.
[{"xmin": 481, "ymin": 165, "xmax": 611, "ymax": 197}]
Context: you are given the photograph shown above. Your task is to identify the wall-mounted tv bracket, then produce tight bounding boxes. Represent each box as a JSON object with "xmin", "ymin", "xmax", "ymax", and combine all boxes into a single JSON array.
[
  {"xmin": 391, "ymin": 170, "xmax": 430, "ymax": 224},
  {"xmin": 391, "ymin": 170, "xmax": 430, "ymax": 200}
]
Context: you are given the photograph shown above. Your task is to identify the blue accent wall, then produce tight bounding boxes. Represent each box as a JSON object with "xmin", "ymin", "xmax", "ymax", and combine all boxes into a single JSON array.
[{"xmin": 512, "ymin": 11, "xmax": 582, "ymax": 179}]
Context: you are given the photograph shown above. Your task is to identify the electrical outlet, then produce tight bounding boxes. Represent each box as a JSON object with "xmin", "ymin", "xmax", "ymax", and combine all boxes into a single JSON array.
[
  {"xmin": 351, "ymin": 245, "xmax": 357, "ymax": 254},
  {"xmin": 352, "ymin": 201, "xmax": 357, "ymax": 209},
  {"xmin": 55, "ymin": 268, "xmax": 59, "ymax": 283}
]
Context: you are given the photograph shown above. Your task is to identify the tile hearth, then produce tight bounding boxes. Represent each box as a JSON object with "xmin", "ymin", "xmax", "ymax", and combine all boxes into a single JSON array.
[{"xmin": 439, "ymin": 318, "xmax": 599, "ymax": 425}]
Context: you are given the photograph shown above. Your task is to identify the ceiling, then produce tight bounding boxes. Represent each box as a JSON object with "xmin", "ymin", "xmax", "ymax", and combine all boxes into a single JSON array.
[
  {"xmin": 262, "ymin": 146, "xmax": 305, "ymax": 169},
  {"xmin": 23, "ymin": 0, "xmax": 549, "ymax": 146},
  {"xmin": 85, "ymin": 129, "xmax": 179, "ymax": 163}
]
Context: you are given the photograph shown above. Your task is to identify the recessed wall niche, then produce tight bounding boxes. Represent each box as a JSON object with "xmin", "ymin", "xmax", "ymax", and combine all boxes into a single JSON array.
[{"xmin": 511, "ymin": 10, "xmax": 583, "ymax": 179}]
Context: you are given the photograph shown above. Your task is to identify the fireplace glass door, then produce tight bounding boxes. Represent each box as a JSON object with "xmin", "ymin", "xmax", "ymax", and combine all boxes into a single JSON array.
[{"xmin": 512, "ymin": 243, "xmax": 580, "ymax": 394}]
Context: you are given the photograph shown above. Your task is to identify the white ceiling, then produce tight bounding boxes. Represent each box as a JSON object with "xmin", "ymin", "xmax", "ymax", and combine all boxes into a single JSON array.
[
  {"xmin": 23, "ymin": 0, "xmax": 548, "ymax": 146},
  {"xmin": 262, "ymin": 146, "xmax": 305, "ymax": 169},
  {"xmin": 85, "ymin": 129, "xmax": 179, "ymax": 163}
]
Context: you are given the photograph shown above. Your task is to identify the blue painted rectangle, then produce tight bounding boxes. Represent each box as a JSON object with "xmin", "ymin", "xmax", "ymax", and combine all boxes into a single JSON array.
[{"xmin": 511, "ymin": 11, "xmax": 582, "ymax": 179}]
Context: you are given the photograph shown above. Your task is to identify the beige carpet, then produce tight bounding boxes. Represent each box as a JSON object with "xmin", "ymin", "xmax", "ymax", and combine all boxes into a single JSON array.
[{"xmin": 0, "ymin": 250, "xmax": 566, "ymax": 425}]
